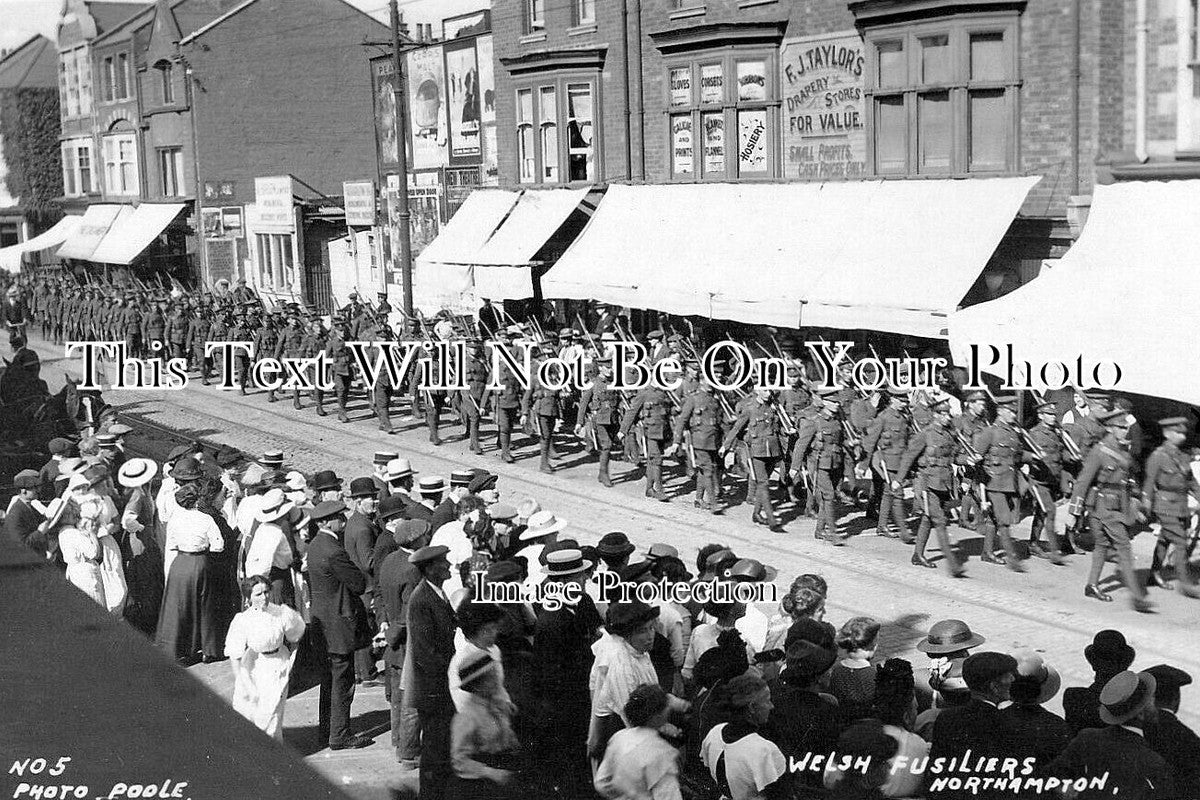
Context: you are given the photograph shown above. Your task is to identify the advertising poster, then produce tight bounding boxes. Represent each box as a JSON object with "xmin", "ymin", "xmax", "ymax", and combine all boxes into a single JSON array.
[
  {"xmin": 737, "ymin": 110, "xmax": 768, "ymax": 175},
  {"xmin": 702, "ymin": 113, "xmax": 725, "ymax": 175},
  {"xmin": 409, "ymin": 183, "xmax": 442, "ymax": 257},
  {"xmin": 221, "ymin": 206, "xmax": 244, "ymax": 238},
  {"xmin": 200, "ymin": 209, "xmax": 223, "ymax": 239},
  {"xmin": 372, "ymin": 58, "xmax": 400, "ymax": 171},
  {"xmin": 342, "ymin": 181, "xmax": 376, "ymax": 226},
  {"xmin": 444, "ymin": 40, "xmax": 481, "ymax": 161},
  {"xmin": 407, "ymin": 45, "xmax": 447, "ymax": 169},
  {"xmin": 780, "ymin": 31, "xmax": 867, "ymax": 181},
  {"xmin": 672, "ymin": 116, "xmax": 694, "ymax": 175},
  {"xmin": 477, "ymin": 36, "xmax": 495, "ymax": 126}
]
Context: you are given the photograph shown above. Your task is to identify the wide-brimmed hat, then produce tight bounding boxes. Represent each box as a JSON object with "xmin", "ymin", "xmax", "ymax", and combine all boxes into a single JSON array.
[
  {"xmin": 284, "ymin": 471, "xmax": 308, "ymax": 492},
  {"xmin": 646, "ymin": 543, "xmax": 678, "ymax": 561},
  {"xmin": 1011, "ymin": 652, "xmax": 1062, "ymax": 706},
  {"xmin": 520, "ymin": 510, "xmax": 567, "ymax": 541},
  {"xmin": 387, "ymin": 458, "xmax": 416, "ymax": 480},
  {"xmin": 312, "ymin": 470, "xmax": 342, "ymax": 492},
  {"xmin": 117, "ymin": 458, "xmax": 158, "ymax": 489},
  {"xmin": 257, "ymin": 489, "xmax": 294, "ymax": 523},
  {"xmin": 605, "ymin": 601, "xmax": 660, "ymax": 638},
  {"xmin": 597, "ymin": 531, "xmax": 636, "ymax": 557},
  {"xmin": 544, "ymin": 548, "xmax": 594, "ymax": 578},
  {"xmin": 1084, "ymin": 630, "xmax": 1135, "ymax": 672},
  {"xmin": 917, "ymin": 619, "xmax": 985, "ymax": 655},
  {"xmin": 41, "ymin": 497, "xmax": 68, "ymax": 529},
  {"xmin": 310, "ymin": 499, "xmax": 347, "ymax": 523},
  {"xmin": 730, "ymin": 558, "xmax": 777, "ymax": 584},
  {"xmin": 1099, "ymin": 671, "xmax": 1157, "ymax": 725}
]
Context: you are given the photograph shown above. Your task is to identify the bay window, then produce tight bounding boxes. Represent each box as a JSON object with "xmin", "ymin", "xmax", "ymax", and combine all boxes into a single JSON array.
[{"xmin": 514, "ymin": 78, "xmax": 600, "ymax": 184}]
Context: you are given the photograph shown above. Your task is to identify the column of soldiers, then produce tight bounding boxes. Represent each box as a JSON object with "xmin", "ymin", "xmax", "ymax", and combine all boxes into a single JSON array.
[{"xmin": 13, "ymin": 273, "xmax": 1198, "ymax": 613}]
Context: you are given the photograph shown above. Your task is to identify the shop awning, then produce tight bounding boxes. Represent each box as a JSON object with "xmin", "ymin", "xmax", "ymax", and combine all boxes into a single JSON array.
[
  {"xmin": 541, "ymin": 178, "xmax": 1039, "ymax": 337},
  {"xmin": 89, "ymin": 202, "xmax": 185, "ymax": 265},
  {"xmin": 55, "ymin": 204, "xmax": 129, "ymax": 260},
  {"xmin": 471, "ymin": 187, "xmax": 592, "ymax": 300},
  {"xmin": 0, "ymin": 216, "xmax": 82, "ymax": 273},
  {"xmin": 413, "ymin": 189, "xmax": 520, "ymax": 314},
  {"xmin": 949, "ymin": 179, "xmax": 1200, "ymax": 406}
]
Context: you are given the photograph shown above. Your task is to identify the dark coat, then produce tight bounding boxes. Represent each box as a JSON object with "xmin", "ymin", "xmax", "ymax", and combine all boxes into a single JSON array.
[
  {"xmin": 533, "ymin": 597, "xmax": 598, "ymax": 733},
  {"xmin": 429, "ymin": 498, "xmax": 458, "ymax": 534},
  {"xmin": 1063, "ymin": 681, "xmax": 1107, "ymax": 735},
  {"xmin": 1145, "ymin": 710, "xmax": 1200, "ymax": 792},
  {"xmin": 403, "ymin": 498, "xmax": 434, "ymax": 522},
  {"xmin": 342, "ymin": 512, "xmax": 378, "ymax": 597},
  {"xmin": 306, "ymin": 531, "xmax": 370, "ymax": 655},
  {"xmin": 928, "ymin": 699, "xmax": 1017, "ymax": 799},
  {"xmin": 2, "ymin": 498, "xmax": 45, "ymax": 554},
  {"xmin": 406, "ymin": 579, "xmax": 456, "ymax": 712},
  {"xmin": 1001, "ymin": 703, "xmax": 1071, "ymax": 766},
  {"xmin": 1047, "ymin": 726, "xmax": 1175, "ymax": 800},
  {"xmin": 377, "ymin": 547, "xmax": 421, "ymax": 668},
  {"xmin": 764, "ymin": 680, "xmax": 842, "ymax": 789}
]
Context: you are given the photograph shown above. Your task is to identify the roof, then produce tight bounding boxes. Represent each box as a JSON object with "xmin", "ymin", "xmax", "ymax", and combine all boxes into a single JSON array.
[
  {"xmin": 0, "ymin": 35, "xmax": 57, "ymax": 90},
  {"xmin": 180, "ymin": 0, "xmax": 387, "ymax": 44},
  {"xmin": 87, "ymin": 0, "xmax": 155, "ymax": 34}
]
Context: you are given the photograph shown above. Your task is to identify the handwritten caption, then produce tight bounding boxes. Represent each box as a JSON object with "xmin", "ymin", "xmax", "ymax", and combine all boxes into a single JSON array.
[{"xmin": 8, "ymin": 759, "xmax": 189, "ymax": 800}]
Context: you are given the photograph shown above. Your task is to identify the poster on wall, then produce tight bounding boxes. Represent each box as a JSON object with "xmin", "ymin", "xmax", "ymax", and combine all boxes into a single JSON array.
[
  {"xmin": 372, "ymin": 58, "xmax": 400, "ymax": 171},
  {"xmin": 477, "ymin": 36, "xmax": 495, "ymax": 126},
  {"xmin": 444, "ymin": 39, "xmax": 481, "ymax": 161},
  {"xmin": 407, "ymin": 45, "xmax": 448, "ymax": 169},
  {"xmin": 205, "ymin": 239, "xmax": 236, "ymax": 284},
  {"xmin": 409, "ymin": 183, "xmax": 442, "ymax": 257},
  {"xmin": 221, "ymin": 206, "xmax": 244, "ymax": 238},
  {"xmin": 780, "ymin": 31, "xmax": 867, "ymax": 181},
  {"xmin": 672, "ymin": 117, "xmax": 694, "ymax": 175},
  {"xmin": 200, "ymin": 208, "xmax": 224, "ymax": 239},
  {"xmin": 737, "ymin": 110, "xmax": 768, "ymax": 175}
]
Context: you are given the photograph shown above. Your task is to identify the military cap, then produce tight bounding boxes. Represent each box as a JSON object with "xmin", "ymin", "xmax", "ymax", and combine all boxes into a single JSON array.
[
  {"xmin": 886, "ymin": 386, "xmax": 910, "ymax": 398},
  {"xmin": 1158, "ymin": 417, "xmax": 1188, "ymax": 431},
  {"xmin": 409, "ymin": 544, "xmax": 450, "ymax": 567},
  {"xmin": 600, "ymin": 331, "xmax": 619, "ymax": 343},
  {"xmin": 310, "ymin": 500, "xmax": 348, "ymax": 523},
  {"xmin": 962, "ymin": 651, "xmax": 1018, "ymax": 691},
  {"xmin": 993, "ymin": 395, "xmax": 1018, "ymax": 408},
  {"xmin": 647, "ymin": 329, "xmax": 664, "ymax": 341},
  {"xmin": 817, "ymin": 387, "xmax": 842, "ymax": 398},
  {"xmin": 558, "ymin": 327, "xmax": 575, "ymax": 338},
  {"xmin": 929, "ymin": 397, "xmax": 952, "ymax": 413},
  {"xmin": 1099, "ymin": 408, "xmax": 1129, "ymax": 426}
]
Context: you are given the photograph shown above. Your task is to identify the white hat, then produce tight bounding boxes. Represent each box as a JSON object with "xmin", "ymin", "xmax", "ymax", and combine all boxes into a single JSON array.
[
  {"xmin": 387, "ymin": 457, "xmax": 416, "ymax": 480},
  {"xmin": 117, "ymin": 458, "xmax": 158, "ymax": 489},
  {"xmin": 67, "ymin": 472, "xmax": 90, "ymax": 493},
  {"xmin": 516, "ymin": 497, "xmax": 540, "ymax": 521},
  {"xmin": 257, "ymin": 489, "xmax": 294, "ymax": 523},
  {"xmin": 41, "ymin": 497, "xmax": 68, "ymax": 529},
  {"xmin": 284, "ymin": 471, "xmax": 307, "ymax": 492},
  {"xmin": 520, "ymin": 510, "xmax": 567, "ymax": 541}
]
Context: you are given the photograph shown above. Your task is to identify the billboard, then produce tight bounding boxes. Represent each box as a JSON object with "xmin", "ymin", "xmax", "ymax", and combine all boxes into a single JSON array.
[
  {"xmin": 781, "ymin": 32, "xmax": 867, "ymax": 181},
  {"xmin": 444, "ymin": 39, "xmax": 481, "ymax": 162},
  {"xmin": 407, "ymin": 45, "xmax": 448, "ymax": 169},
  {"xmin": 372, "ymin": 58, "xmax": 400, "ymax": 171}
]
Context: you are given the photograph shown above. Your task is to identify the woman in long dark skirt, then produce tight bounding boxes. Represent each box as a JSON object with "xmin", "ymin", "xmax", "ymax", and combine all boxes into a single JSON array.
[
  {"xmin": 116, "ymin": 458, "xmax": 164, "ymax": 638},
  {"xmin": 197, "ymin": 477, "xmax": 240, "ymax": 660},
  {"xmin": 156, "ymin": 475, "xmax": 225, "ymax": 665}
]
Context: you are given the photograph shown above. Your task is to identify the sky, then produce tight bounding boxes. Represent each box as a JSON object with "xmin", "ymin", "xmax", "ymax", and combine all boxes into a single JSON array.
[{"xmin": 0, "ymin": 0, "xmax": 486, "ymax": 54}]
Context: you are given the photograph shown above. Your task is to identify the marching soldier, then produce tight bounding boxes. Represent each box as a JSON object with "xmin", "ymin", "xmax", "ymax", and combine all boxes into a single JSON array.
[
  {"xmin": 791, "ymin": 388, "xmax": 846, "ymax": 543},
  {"xmin": 669, "ymin": 378, "xmax": 724, "ymax": 512},
  {"xmin": 119, "ymin": 294, "xmax": 142, "ymax": 359},
  {"xmin": 458, "ymin": 338, "xmax": 488, "ymax": 454},
  {"xmin": 1142, "ymin": 417, "xmax": 1200, "ymax": 597},
  {"xmin": 1063, "ymin": 390, "xmax": 1108, "ymax": 464},
  {"xmin": 861, "ymin": 388, "xmax": 912, "ymax": 540},
  {"xmin": 271, "ymin": 313, "xmax": 304, "ymax": 404},
  {"xmin": 168, "ymin": 301, "xmax": 189, "ymax": 361},
  {"xmin": 1025, "ymin": 401, "xmax": 1068, "ymax": 564},
  {"xmin": 252, "ymin": 311, "xmax": 279, "ymax": 392},
  {"xmin": 325, "ymin": 317, "xmax": 354, "ymax": 422},
  {"xmin": 893, "ymin": 398, "xmax": 967, "ymax": 576},
  {"xmin": 577, "ymin": 362, "xmax": 622, "ymax": 487},
  {"xmin": 973, "ymin": 396, "xmax": 1027, "ymax": 571},
  {"xmin": 143, "ymin": 299, "xmax": 167, "ymax": 357},
  {"xmin": 187, "ymin": 305, "xmax": 212, "ymax": 385},
  {"xmin": 208, "ymin": 309, "xmax": 230, "ymax": 380},
  {"xmin": 722, "ymin": 385, "xmax": 784, "ymax": 530},
  {"xmin": 620, "ymin": 382, "xmax": 673, "ymax": 501},
  {"xmin": 954, "ymin": 390, "xmax": 990, "ymax": 528},
  {"xmin": 1066, "ymin": 408, "xmax": 1153, "ymax": 612},
  {"xmin": 523, "ymin": 346, "xmax": 563, "ymax": 473},
  {"xmin": 417, "ymin": 342, "xmax": 446, "ymax": 445},
  {"xmin": 491, "ymin": 353, "xmax": 524, "ymax": 463},
  {"xmin": 298, "ymin": 317, "xmax": 328, "ymax": 415},
  {"xmin": 228, "ymin": 312, "xmax": 253, "ymax": 394}
]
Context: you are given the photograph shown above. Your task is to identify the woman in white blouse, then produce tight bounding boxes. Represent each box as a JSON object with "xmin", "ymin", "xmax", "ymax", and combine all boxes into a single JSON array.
[
  {"xmin": 155, "ymin": 481, "xmax": 224, "ymax": 665},
  {"xmin": 59, "ymin": 498, "xmax": 126, "ymax": 614},
  {"xmin": 224, "ymin": 575, "xmax": 306, "ymax": 739}
]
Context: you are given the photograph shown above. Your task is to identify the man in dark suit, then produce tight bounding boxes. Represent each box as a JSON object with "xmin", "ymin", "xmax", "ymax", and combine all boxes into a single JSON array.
[
  {"xmin": 378, "ymin": 519, "xmax": 430, "ymax": 764},
  {"xmin": 2, "ymin": 471, "xmax": 46, "ymax": 554},
  {"xmin": 407, "ymin": 545, "xmax": 456, "ymax": 800},
  {"xmin": 372, "ymin": 495, "xmax": 407, "ymax": 591},
  {"xmin": 1048, "ymin": 671, "xmax": 1176, "ymax": 799},
  {"xmin": 1001, "ymin": 653, "xmax": 1070, "ymax": 767},
  {"xmin": 429, "ymin": 470, "xmax": 472, "ymax": 533},
  {"xmin": 1143, "ymin": 664, "xmax": 1200, "ymax": 791},
  {"xmin": 306, "ymin": 500, "xmax": 372, "ymax": 751},
  {"xmin": 344, "ymin": 478, "xmax": 381, "ymax": 685},
  {"xmin": 927, "ymin": 652, "xmax": 1018, "ymax": 800},
  {"xmin": 1063, "ymin": 630, "xmax": 1135, "ymax": 734}
]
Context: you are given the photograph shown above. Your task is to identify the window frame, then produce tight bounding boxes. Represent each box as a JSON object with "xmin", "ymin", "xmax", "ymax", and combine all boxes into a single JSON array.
[
  {"xmin": 862, "ymin": 12, "xmax": 1021, "ymax": 177},
  {"xmin": 158, "ymin": 146, "xmax": 185, "ymax": 197},
  {"xmin": 525, "ymin": 0, "xmax": 546, "ymax": 33},
  {"xmin": 158, "ymin": 61, "xmax": 175, "ymax": 104},
  {"xmin": 513, "ymin": 74, "xmax": 602, "ymax": 187},
  {"xmin": 662, "ymin": 47, "xmax": 780, "ymax": 182},
  {"xmin": 102, "ymin": 131, "xmax": 140, "ymax": 196},
  {"xmin": 61, "ymin": 138, "xmax": 94, "ymax": 197},
  {"xmin": 574, "ymin": 0, "xmax": 595, "ymax": 26}
]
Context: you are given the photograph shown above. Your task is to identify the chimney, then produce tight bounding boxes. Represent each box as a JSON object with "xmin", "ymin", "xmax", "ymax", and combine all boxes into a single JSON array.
[
  {"xmin": 425, "ymin": 24, "xmax": 436, "ymax": 42},
  {"xmin": 397, "ymin": 11, "xmax": 409, "ymax": 37}
]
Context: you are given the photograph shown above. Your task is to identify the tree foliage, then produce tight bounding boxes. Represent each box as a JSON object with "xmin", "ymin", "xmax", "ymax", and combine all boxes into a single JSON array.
[{"xmin": 0, "ymin": 87, "xmax": 64, "ymax": 231}]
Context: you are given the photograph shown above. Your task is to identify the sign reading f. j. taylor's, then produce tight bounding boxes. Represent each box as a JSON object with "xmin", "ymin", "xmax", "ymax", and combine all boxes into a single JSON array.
[{"xmin": 781, "ymin": 32, "xmax": 867, "ymax": 181}]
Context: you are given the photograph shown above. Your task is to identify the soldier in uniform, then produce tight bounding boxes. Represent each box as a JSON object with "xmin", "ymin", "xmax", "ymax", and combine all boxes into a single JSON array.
[
  {"xmin": 325, "ymin": 317, "xmax": 354, "ymax": 422},
  {"xmin": 722, "ymin": 385, "xmax": 784, "ymax": 529},
  {"xmin": 523, "ymin": 345, "xmax": 563, "ymax": 473},
  {"xmin": 298, "ymin": 317, "xmax": 328, "ymax": 415},
  {"xmin": 973, "ymin": 396, "xmax": 1027, "ymax": 571},
  {"xmin": 620, "ymin": 381, "xmax": 673, "ymax": 501},
  {"xmin": 45, "ymin": 284, "xmax": 60, "ymax": 344},
  {"xmin": 669, "ymin": 378, "xmax": 724, "ymax": 512},
  {"xmin": 251, "ymin": 311, "xmax": 279, "ymax": 393},
  {"xmin": 417, "ymin": 342, "xmax": 445, "ymax": 445},
  {"xmin": 791, "ymin": 388, "xmax": 846, "ymax": 543},
  {"xmin": 117, "ymin": 294, "xmax": 140, "ymax": 359},
  {"xmin": 143, "ymin": 299, "xmax": 167, "ymax": 357},
  {"xmin": 1025, "ymin": 401, "xmax": 1069, "ymax": 564},
  {"xmin": 209, "ymin": 309, "xmax": 230, "ymax": 380},
  {"xmin": 893, "ymin": 397, "xmax": 967, "ymax": 576},
  {"xmin": 577, "ymin": 362, "xmax": 622, "ymax": 486},
  {"xmin": 187, "ymin": 304, "xmax": 213, "ymax": 385},
  {"xmin": 491, "ymin": 354, "xmax": 524, "ymax": 463},
  {"xmin": 167, "ymin": 301, "xmax": 189, "ymax": 361},
  {"xmin": 1064, "ymin": 409, "xmax": 1151, "ymax": 611},
  {"xmin": 228, "ymin": 311, "xmax": 254, "ymax": 394},
  {"xmin": 954, "ymin": 390, "xmax": 990, "ymax": 528},
  {"xmin": 861, "ymin": 387, "xmax": 912, "ymax": 540},
  {"xmin": 271, "ymin": 313, "xmax": 304, "ymax": 404},
  {"xmin": 458, "ymin": 338, "xmax": 489, "ymax": 454},
  {"xmin": 1142, "ymin": 417, "xmax": 1200, "ymax": 597}
]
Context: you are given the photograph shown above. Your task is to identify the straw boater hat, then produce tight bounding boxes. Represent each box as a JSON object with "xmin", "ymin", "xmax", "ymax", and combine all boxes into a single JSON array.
[
  {"xmin": 1099, "ymin": 671, "xmax": 1157, "ymax": 725},
  {"xmin": 417, "ymin": 476, "xmax": 446, "ymax": 495},
  {"xmin": 520, "ymin": 510, "xmax": 568, "ymax": 541},
  {"xmin": 257, "ymin": 489, "xmax": 294, "ymax": 524},
  {"xmin": 386, "ymin": 458, "xmax": 416, "ymax": 481},
  {"xmin": 543, "ymin": 548, "xmax": 593, "ymax": 578},
  {"xmin": 117, "ymin": 458, "xmax": 158, "ymax": 489}
]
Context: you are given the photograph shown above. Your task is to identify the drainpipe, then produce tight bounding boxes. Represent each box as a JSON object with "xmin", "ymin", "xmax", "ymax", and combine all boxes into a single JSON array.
[
  {"xmin": 1135, "ymin": 0, "xmax": 1149, "ymax": 162},
  {"xmin": 630, "ymin": 0, "xmax": 645, "ymax": 181},
  {"xmin": 1069, "ymin": 0, "xmax": 1081, "ymax": 195},
  {"xmin": 620, "ymin": 0, "xmax": 631, "ymax": 182}
]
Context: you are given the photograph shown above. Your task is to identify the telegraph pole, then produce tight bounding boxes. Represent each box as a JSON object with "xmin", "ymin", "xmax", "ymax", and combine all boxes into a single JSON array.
[{"xmin": 389, "ymin": 0, "xmax": 414, "ymax": 314}]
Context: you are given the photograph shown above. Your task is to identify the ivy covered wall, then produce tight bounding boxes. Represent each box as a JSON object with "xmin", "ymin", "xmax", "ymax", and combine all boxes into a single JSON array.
[{"xmin": 0, "ymin": 87, "xmax": 63, "ymax": 232}]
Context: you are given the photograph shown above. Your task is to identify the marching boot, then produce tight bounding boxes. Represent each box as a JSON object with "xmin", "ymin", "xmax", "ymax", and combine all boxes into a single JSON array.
[
  {"xmin": 469, "ymin": 419, "xmax": 483, "ymax": 454},
  {"xmin": 315, "ymin": 391, "xmax": 328, "ymax": 416},
  {"xmin": 293, "ymin": 390, "xmax": 302, "ymax": 410},
  {"xmin": 653, "ymin": 462, "xmax": 668, "ymax": 501},
  {"xmin": 1173, "ymin": 545, "xmax": 1199, "ymax": 597},
  {"xmin": 1084, "ymin": 583, "xmax": 1113, "ymax": 602},
  {"xmin": 644, "ymin": 462, "xmax": 657, "ymax": 498},
  {"xmin": 267, "ymin": 387, "xmax": 276, "ymax": 402},
  {"xmin": 1131, "ymin": 595, "xmax": 1155, "ymax": 613},
  {"xmin": 337, "ymin": 399, "xmax": 349, "ymax": 423},
  {"xmin": 539, "ymin": 441, "xmax": 554, "ymax": 474},
  {"xmin": 911, "ymin": 520, "xmax": 936, "ymax": 568},
  {"xmin": 598, "ymin": 452, "xmax": 613, "ymax": 487},
  {"xmin": 499, "ymin": 430, "xmax": 515, "ymax": 463},
  {"xmin": 980, "ymin": 522, "xmax": 999, "ymax": 563},
  {"xmin": 428, "ymin": 408, "xmax": 442, "ymax": 446},
  {"xmin": 1150, "ymin": 540, "xmax": 1173, "ymax": 589}
]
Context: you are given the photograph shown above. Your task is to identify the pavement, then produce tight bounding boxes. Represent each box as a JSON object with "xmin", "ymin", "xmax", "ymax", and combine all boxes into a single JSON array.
[{"xmin": 22, "ymin": 334, "xmax": 1200, "ymax": 798}]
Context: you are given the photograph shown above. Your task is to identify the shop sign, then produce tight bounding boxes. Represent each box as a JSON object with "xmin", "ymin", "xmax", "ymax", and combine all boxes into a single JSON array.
[{"xmin": 781, "ymin": 32, "xmax": 867, "ymax": 181}]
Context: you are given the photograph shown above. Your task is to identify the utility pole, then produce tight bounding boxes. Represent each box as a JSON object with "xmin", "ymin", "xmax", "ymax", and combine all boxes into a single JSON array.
[{"xmin": 389, "ymin": 0, "xmax": 414, "ymax": 314}]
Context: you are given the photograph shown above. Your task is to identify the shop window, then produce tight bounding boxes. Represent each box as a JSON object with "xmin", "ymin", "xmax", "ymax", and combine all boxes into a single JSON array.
[
  {"xmin": 159, "ymin": 147, "xmax": 185, "ymax": 197},
  {"xmin": 61, "ymin": 139, "xmax": 94, "ymax": 196},
  {"xmin": 256, "ymin": 233, "xmax": 295, "ymax": 288},
  {"xmin": 103, "ymin": 133, "xmax": 140, "ymax": 196},
  {"xmin": 865, "ymin": 16, "xmax": 1019, "ymax": 176},
  {"xmin": 665, "ymin": 51, "xmax": 777, "ymax": 180},
  {"xmin": 515, "ymin": 78, "xmax": 601, "ymax": 185}
]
